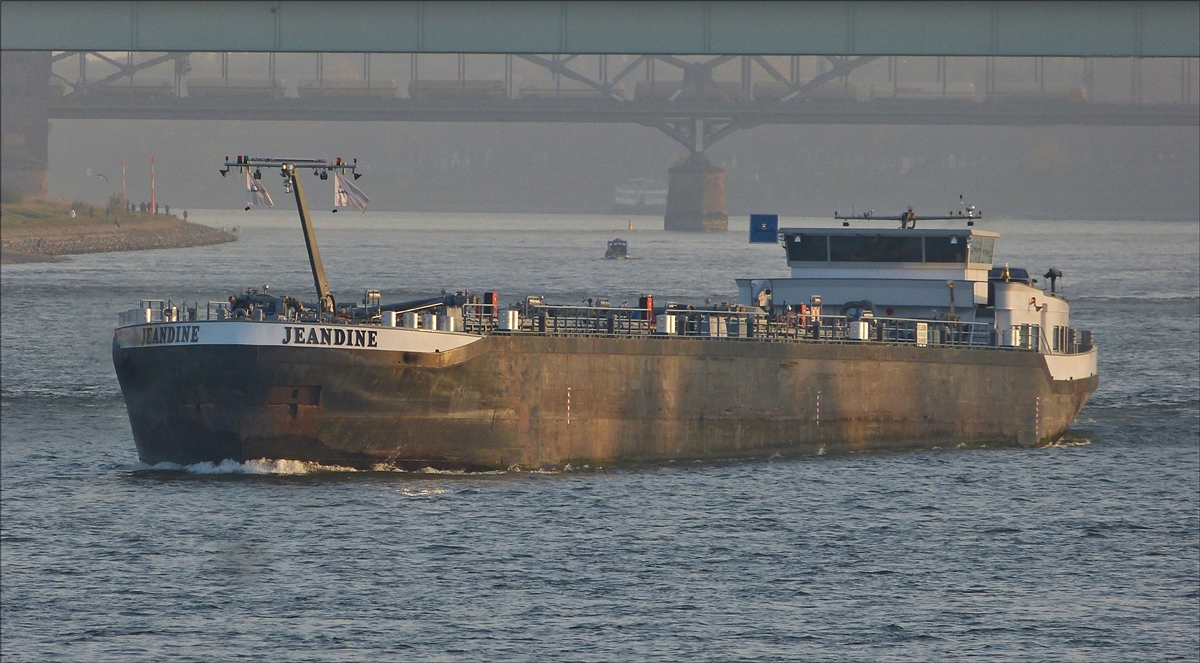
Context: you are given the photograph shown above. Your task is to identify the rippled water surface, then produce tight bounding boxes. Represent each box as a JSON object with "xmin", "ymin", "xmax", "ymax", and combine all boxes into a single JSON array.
[{"xmin": 3, "ymin": 213, "xmax": 1197, "ymax": 661}]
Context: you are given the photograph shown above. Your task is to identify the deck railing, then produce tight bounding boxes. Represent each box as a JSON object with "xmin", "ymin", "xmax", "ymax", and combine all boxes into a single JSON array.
[
  {"xmin": 120, "ymin": 297, "xmax": 1091, "ymax": 355},
  {"xmin": 499, "ymin": 305, "xmax": 998, "ymax": 349}
]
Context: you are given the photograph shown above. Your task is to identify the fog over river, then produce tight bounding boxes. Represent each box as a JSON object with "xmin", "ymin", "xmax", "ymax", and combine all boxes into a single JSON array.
[{"xmin": 48, "ymin": 120, "xmax": 1200, "ymax": 222}]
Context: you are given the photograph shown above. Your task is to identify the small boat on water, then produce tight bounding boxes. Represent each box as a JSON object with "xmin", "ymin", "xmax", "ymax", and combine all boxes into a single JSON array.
[
  {"xmin": 112, "ymin": 158, "xmax": 1097, "ymax": 470},
  {"xmin": 605, "ymin": 238, "xmax": 628, "ymax": 259}
]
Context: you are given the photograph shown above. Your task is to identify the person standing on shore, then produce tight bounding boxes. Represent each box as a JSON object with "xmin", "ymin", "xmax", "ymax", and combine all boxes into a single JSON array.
[
  {"xmin": 183, "ymin": 210, "xmax": 188, "ymax": 221},
  {"xmin": 165, "ymin": 205, "xmax": 170, "ymax": 216}
]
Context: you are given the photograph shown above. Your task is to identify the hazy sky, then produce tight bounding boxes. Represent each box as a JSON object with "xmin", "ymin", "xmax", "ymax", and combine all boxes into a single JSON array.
[
  {"xmin": 31, "ymin": 52, "xmax": 1199, "ymax": 220},
  {"xmin": 47, "ymin": 118, "xmax": 1199, "ymax": 221}
]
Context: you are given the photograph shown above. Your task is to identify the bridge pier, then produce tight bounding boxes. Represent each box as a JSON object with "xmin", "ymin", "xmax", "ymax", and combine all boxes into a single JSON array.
[
  {"xmin": 0, "ymin": 51, "xmax": 51, "ymax": 197},
  {"xmin": 664, "ymin": 153, "xmax": 727, "ymax": 232},
  {"xmin": 655, "ymin": 112, "xmax": 733, "ymax": 232}
]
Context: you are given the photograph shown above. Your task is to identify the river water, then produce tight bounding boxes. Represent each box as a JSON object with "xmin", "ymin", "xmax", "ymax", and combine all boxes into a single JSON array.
[{"xmin": 2, "ymin": 212, "xmax": 1197, "ymax": 661}]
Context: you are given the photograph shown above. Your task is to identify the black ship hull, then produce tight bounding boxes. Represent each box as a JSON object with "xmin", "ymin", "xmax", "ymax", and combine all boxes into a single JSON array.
[{"xmin": 114, "ymin": 330, "xmax": 1097, "ymax": 469}]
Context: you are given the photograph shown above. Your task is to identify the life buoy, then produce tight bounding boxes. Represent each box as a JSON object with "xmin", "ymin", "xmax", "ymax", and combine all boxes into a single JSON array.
[{"xmin": 233, "ymin": 308, "xmax": 248, "ymax": 319}]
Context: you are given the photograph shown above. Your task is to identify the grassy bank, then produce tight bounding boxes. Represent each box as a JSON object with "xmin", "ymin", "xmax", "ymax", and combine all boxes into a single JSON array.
[
  {"xmin": 1, "ymin": 196, "xmax": 236, "ymax": 261},
  {"xmin": 2, "ymin": 196, "xmax": 151, "ymax": 230}
]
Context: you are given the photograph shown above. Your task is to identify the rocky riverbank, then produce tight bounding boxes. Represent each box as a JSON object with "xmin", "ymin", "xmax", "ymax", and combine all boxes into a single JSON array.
[
  {"xmin": 1, "ymin": 198, "xmax": 236, "ymax": 263},
  {"xmin": 0, "ymin": 250, "xmax": 61, "ymax": 264},
  {"xmin": 1, "ymin": 222, "xmax": 236, "ymax": 257}
]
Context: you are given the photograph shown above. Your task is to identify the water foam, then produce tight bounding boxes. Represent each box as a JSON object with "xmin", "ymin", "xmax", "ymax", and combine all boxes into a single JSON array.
[
  {"xmin": 141, "ymin": 458, "xmax": 360, "ymax": 475},
  {"xmin": 387, "ymin": 486, "xmax": 451, "ymax": 498},
  {"xmin": 415, "ymin": 466, "xmax": 508, "ymax": 476},
  {"xmin": 138, "ymin": 460, "xmax": 521, "ymax": 476},
  {"xmin": 1046, "ymin": 437, "xmax": 1092, "ymax": 448}
]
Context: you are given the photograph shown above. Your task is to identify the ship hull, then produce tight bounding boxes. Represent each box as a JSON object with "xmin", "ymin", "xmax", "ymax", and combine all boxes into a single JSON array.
[{"xmin": 113, "ymin": 325, "xmax": 1097, "ymax": 469}]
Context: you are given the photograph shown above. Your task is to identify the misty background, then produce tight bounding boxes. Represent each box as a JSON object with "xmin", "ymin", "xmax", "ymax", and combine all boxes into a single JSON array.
[
  {"xmin": 47, "ymin": 120, "xmax": 1197, "ymax": 220},
  {"xmin": 44, "ymin": 52, "xmax": 1200, "ymax": 220}
]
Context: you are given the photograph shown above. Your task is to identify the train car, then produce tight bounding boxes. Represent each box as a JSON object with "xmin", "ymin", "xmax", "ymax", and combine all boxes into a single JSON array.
[
  {"xmin": 298, "ymin": 79, "xmax": 400, "ymax": 99},
  {"xmin": 407, "ymin": 80, "xmax": 506, "ymax": 100},
  {"xmin": 634, "ymin": 81, "xmax": 743, "ymax": 103},
  {"xmin": 752, "ymin": 81, "xmax": 858, "ymax": 102},
  {"xmin": 867, "ymin": 82, "xmax": 981, "ymax": 102},
  {"xmin": 990, "ymin": 86, "xmax": 1088, "ymax": 103},
  {"xmin": 518, "ymin": 86, "xmax": 625, "ymax": 100},
  {"xmin": 90, "ymin": 78, "xmax": 177, "ymax": 99},
  {"xmin": 186, "ymin": 78, "xmax": 287, "ymax": 99}
]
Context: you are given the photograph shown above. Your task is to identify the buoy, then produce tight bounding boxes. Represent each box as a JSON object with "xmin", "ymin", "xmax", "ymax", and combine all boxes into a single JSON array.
[{"xmin": 628, "ymin": 218, "xmax": 633, "ymax": 230}]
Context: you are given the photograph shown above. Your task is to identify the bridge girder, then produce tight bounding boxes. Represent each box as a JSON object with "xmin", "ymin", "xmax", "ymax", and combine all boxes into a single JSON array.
[
  {"xmin": 51, "ymin": 51, "xmax": 190, "ymax": 95},
  {"xmin": 3, "ymin": 1, "xmax": 1198, "ymax": 57},
  {"xmin": 42, "ymin": 96, "xmax": 1199, "ymax": 128}
]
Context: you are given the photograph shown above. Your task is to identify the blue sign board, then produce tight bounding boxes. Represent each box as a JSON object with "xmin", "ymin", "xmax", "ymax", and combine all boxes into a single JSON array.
[{"xmin": 749, "ymin": 214, "xmax": 779, "ymax": 243}]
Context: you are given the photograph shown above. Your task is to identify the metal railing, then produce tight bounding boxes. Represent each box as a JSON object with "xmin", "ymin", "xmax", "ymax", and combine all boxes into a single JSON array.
[
  {"xmin": 118, "ymin": 299, "xmax": 191, "ymax": 325},
  {"xmin": 461, "ymin": 303, "xmax": 498, "ymax": 335},
  {"xmin": 494, "ymin": 305, "xmax": 1001, "ymax": 349},
  {"xmin": 519, "ymin": 304, "xmax": 656, "ymax": 336},
  {"xmin": 119, "ymin": 295, "xmax": 1093, "ymax": 356}
]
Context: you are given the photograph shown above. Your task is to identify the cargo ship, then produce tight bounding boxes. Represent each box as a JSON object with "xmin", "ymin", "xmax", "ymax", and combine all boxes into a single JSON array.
[{"xmin": 113, "ymin": 158, "xmax": 1097, "ymax": 469}]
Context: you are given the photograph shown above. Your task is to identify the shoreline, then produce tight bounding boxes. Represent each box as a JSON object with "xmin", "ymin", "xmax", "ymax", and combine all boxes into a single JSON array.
[
  {"xmin": 1, "ymin": 198, "xmax": 237, "ymax": 263},
  {"xmin": 0, "ymin": 249, "xmax": 62, "ymax": 264},
  {"xmin": 0, "ymin": 222, "xmax": 236, "ymax": 262}
]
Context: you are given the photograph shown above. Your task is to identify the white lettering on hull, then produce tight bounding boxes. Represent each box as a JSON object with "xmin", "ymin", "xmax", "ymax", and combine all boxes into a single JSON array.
[
  {"xmin": 281, "ymin": 326, "xmax": 377, "ymax": 347},
  {"xmin": 140, "ymin": 324, "xmax": 201, "ymax": 345},
  {"xmin": 115, "ymin": 321, "xmax": 479, "ymax": 354}
]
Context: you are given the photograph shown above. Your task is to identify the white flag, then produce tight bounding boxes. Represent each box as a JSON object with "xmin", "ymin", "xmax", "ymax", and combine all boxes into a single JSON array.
[
  {"xmin": 333, "ymin": 172, "xmax": 370, "ymax": 212},
  {"xmin": 245, "ymin": 171, "xmax": 274, "ymax": 208}
]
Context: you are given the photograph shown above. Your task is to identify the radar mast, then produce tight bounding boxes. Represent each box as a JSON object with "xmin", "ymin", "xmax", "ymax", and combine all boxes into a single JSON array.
[{"xmin": 222, "ymin": 156, "xmax": 364, "ymax": 318}]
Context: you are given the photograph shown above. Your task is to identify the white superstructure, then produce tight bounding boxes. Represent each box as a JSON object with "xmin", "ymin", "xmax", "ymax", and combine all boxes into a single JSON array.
[{"xmin": 736, "ymin": 219, "xmax": 1096, "ymax": 379}]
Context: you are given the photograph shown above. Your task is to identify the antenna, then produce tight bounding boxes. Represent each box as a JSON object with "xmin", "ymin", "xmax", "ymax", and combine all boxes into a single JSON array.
[{"xmin": 833, "ymin": 202, "xmax": 982, "ymax": 229}]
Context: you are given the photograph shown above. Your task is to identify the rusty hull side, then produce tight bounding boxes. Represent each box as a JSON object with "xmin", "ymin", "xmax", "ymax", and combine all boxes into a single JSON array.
[{"xmin": 113, "ymin": 335, "xmax": 1096, "ymax": 468}]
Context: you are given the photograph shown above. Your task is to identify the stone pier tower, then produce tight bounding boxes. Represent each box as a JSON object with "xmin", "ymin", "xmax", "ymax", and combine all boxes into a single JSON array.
[{"xmin": 664, "ymin": 153, "xmax": 728, "ymax": 232}]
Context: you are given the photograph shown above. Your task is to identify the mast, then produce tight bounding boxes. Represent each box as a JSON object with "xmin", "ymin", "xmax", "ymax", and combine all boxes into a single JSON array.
[
  {"xmin": 221, "ymin": 156, "xmax": 364, "ymax": 319},
  {"xmin": 284, "ymin": 163, "xmax": 333, "ymax": 315}
]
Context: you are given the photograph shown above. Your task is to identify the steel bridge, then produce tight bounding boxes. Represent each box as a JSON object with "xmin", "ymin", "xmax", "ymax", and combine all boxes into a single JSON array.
[
  {"xmin": 4, "ymin": 1, "xmax": 1198, "ymax": 56},
  {"xmin": 4, "ymin": 1, "xmax": 1199, "ymax": 229}
]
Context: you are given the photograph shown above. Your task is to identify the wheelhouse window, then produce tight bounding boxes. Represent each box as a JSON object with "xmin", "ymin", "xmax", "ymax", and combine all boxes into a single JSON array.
[
  {"xmin": 969, "ymin": 237, "xmax": 995, "ymax": 264},
  {"xmin": 829, "ymin": 235, "xmax": 923, "ymax": 262},
  {"xmin": 925, "ymin": 236, "xmax": 968, "ymax": 263},
  {"xmin": 786, "ymin": 234, "xmax": 828, "ymax": 261}
]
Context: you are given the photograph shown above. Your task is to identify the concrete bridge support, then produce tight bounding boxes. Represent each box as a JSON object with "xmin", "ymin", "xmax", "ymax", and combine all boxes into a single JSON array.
[
  {"xmin": 1, "ymin": 51, "xmax": 51, "ymax": 197},
  {"xmin": 654, "ymin": 113, "xmax": 737, "ymax": 232},
  {"xmin": 664, "ymin": 154, "xmax": 727, "ymax": 232}
]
